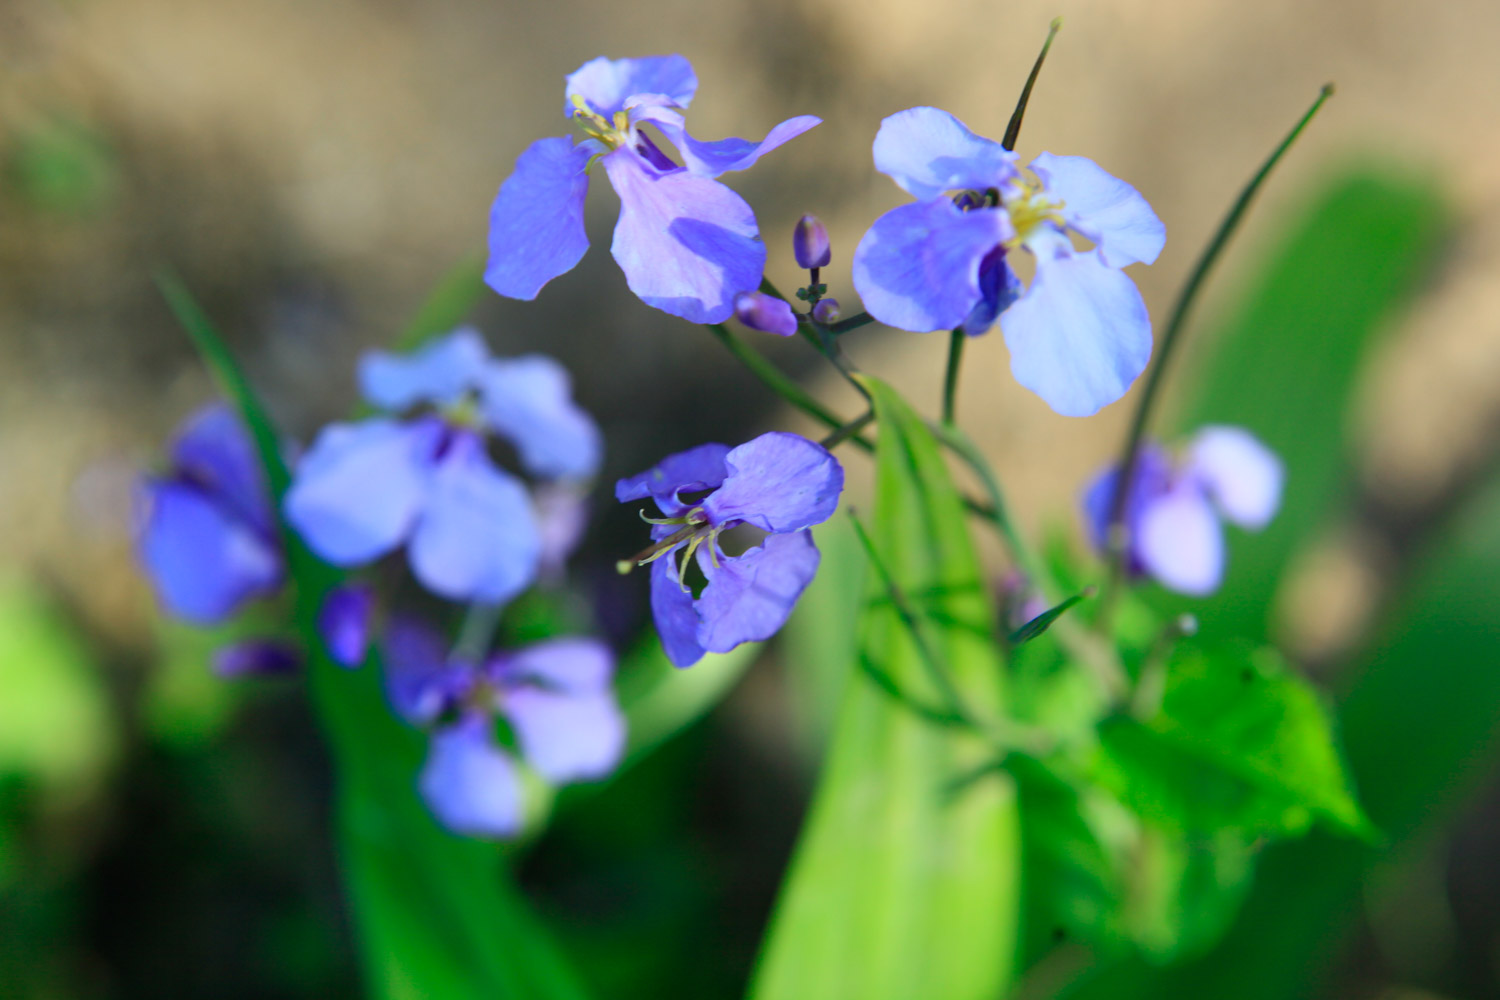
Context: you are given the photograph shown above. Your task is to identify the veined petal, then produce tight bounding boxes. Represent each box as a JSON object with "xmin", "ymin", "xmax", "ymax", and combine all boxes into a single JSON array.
[
  {"xmin": 138, "ymin": 480, "xmax": 282, "ymax": 625},
  {"xmin": 615, "ymin": 442, "xmax": 731, "ymax": 516},
  {"xmin": 478, "ymin": 355, "xmax": 602, "ymax": 480},
  {"xmin": 851, "ymin": 199, "xmax": 1011, "ymax": 332},
  {"xmin": 420, "ymin": 714, "xmax": 524, "ymax": 839},
  {"xmin": 409, "ymin": 431, "xmax": 541, "ymax": 603},
  {"xmin": 651, "ymin": 557, "xmax": 707, "ymax": 668},
  {"xmin": 564, "ymin": 55, "xmax": 697, "ymax": 117},
  {"xmin": 603, "ymin": 149, "xmax": 766, "ymax": 324},
  {"xmin": 359, "ymin": 327, "xmax": 489, "ymax": 412},
  {"xmin": 503, "ymin": 686, "xmax": 625, "ymax": 784},
  {"xmin": 872, "ymin": 107, "xmax": 1017, "ymax": 200},
  {"xmin": 704, "ymin": 432, "xmax": 843, "ymax": 532},
  {"xmin": 169, "ymin": 403, "xmax": 274, "ymax": 537},
  {"xmin": 1137, "ymin": 486, "xmax": 1224, "ymax": 596},
  {"xmin": 1030, "ymin": 152, "xmax": 1165, "ymax": 267},
  {"xmin": 1001, "ymin": 236, "xmax": 1153, "ymax": 417},
  {"xmin": 1188, "ymin": 425, "xmax": 1283, "ymax": 530},
  {"xmin": 284, "ymin": 418, "xmax": 440, "ymax": 566},
  {"xmin": 485, "ymin": 137, "xmax": 594, "ymax": 302},
  {"xmin": 638, "ymin": 106, "xmax": 820, "ymax": 178},
  {"xmin": 695, "ymin": 530, "xmax": 820, "ymax": 654}
]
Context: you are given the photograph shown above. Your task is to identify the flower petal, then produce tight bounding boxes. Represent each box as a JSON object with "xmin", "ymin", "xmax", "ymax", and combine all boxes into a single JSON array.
[
  {"xmin": 284, "ymin": 418, "xmax": 440, "ymax": 565},
  {"xmin": 695, "ymin": 530, "xmax": 820, "ymax": 654},
  {"xmin": 381, "ymin": 615, "xmax": 466, "ymax": 725},
  {"xmin": 503, "ymin": 688, "xmax": 625, "ymax": 784},
  {"xmin": 534, "ymin": 483, "xmax": 590, "ymax": 579},
  {"xmin": 1188, "ymin": 425, "xmax": 1283, "ymax": 530},
  {"xmin": 872, "ymin": 107, "xmax": 1017, "ymax": 200},
  {"xmin": 1078, "ymin": 444, "xmax": 1173, "ymax": 575},
  {"xmin": 958, "ymin": 247, "xmax": 1022, "ymax": 337},
  {"xmin": 212, "ymin": 639, "xmax": 302, "ymax": 679},
  {"xmin": 137, "ymin": 480, "xmax": 282, "ymax": 625},
  {"xmin": 603, "ymin": 148, "xmax": 766, "ymax": 324},
  {"xmin": 638, "ymin": 106, "xmax": 820, "ymax": 178},
  {"xmin": 318, "ymin": 583, "xmax": 374, "ymax": 669},
  {"xmin": 169, "ymin": 403, "xmax": 275, "ymax": 536},
  {"xmin": 478, "ymin": 355, "xmax": 602, "ymax": 480},
  {"xmin": 851, "ymin": 199, "xmax": 1012, "ymax": 332},
  {"xmin": 651, "ymin": 557, "xmax": 707, "ymax": 668},
  {"xmin": 734, "ymin": 291, "xmax": 798, "ymax": 336},
  {"xmin": 1137, "ymin": 486, "xmax": 1224, "ymax": 596},
  {"xmin": 1029, "ymin": 152, "xmax": 1165, "ymax": 267},
  {"xmin": 359, "ymin": 327, "xmax": 489, "ymax": 412},
  {"xmin": 615, "ymin": 442, "xmax": 731, "ymax": 515},
  {"xmin": 484, "ymin": 136, "xmax": 594, "ymax": 302},
  {"xmin": 492, "ymin": 636, "xmax": 614, "ymax": 694},
  {"xmin": 704, "ymin": 432, "xmax": 843, "ymax": 532},
  {"xmin": 420, "ymin": 714, "xmax": 524, "ymax": 839},
  {"xmin": 1001, "ymin": 236, "xmax": 1153, "ymax": 417},
  {"xmin": 564, "ymin": 55, "xmax": 697, "ymax": 117},
  {"xmin": 408, "ymin": 431, "xmax": 541, "ymax": 603}
]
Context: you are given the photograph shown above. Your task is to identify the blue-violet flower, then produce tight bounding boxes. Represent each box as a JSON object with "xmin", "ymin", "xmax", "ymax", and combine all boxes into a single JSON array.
[
  {"xmin": 485, "ymin": 55, "xmax": 820, "ymax": 324},
  {"xmin": 616, "ymin": 432, "xmax": 843, "ymax": 667},
  {"xmin": 851, "ymin": 107, "xmax": 1166, "ymax": 417},
  {"xmin": 1081, "ymin": 426, "xmax": 1283, "ymax": 595}
]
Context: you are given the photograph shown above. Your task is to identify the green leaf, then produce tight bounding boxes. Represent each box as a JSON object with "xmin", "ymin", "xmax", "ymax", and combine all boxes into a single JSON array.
[
  {"xmin": 1160, "ymin": 168, "xmax": 1450, "ymax": 639},
  {"xmin": 1009, "ymin": 590, "xmax": 1092, "ymax": 646},
  {"xmin": 161, "ymin": 277, "xmax": 591, "ymax": 1000},
  {"xmin": 395, "ymin": 254, "xmax": 487, "ymax": 351},
  {"xmin": 1097, "ymin": 641, "xmax": 1370, "ymax": 840},
  {"xmin": 750, "ymin": 375, "xmax": 1020, "ymax": 1000}
]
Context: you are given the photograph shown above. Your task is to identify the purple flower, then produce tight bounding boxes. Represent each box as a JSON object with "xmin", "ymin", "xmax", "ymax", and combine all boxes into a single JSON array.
[
  {"xmin": 485, "ymin": 55, "xmax": 820, "ymax": 324},
  {"xmin": 1082, "ymin": 426, "xmax": 1283, "ymax": 596},
  {"xmin": 318, "ymin": 583, "xmax": 375, "ymax": 668},
  {"xmin": 136, "ymin": 403, "xmax": 283, "ymax": 624},
  {"xmin": 616, "ymin": 432, "xmax": 843, "ymax": 667},
  {"xmin": 793, "ymin": 213, "xmax": 831, "ymax": 270},
  {"xmin": 212, "ymin": 639, "xmax": 303, "ymax": 679},
  {"xmin": 851, "ymin": 107, "xmax": 1166, "ymax": 417},
  {"xmin": 734, "ymin": 291, "xmax": 799, "ymax": 336},
  {"xmin": 383, "ymin": 620, "xmax": 625, "ymax": 839},
  {"xmin": 285, "ymin": 329, "xmax": 601, "ymax": 603}
]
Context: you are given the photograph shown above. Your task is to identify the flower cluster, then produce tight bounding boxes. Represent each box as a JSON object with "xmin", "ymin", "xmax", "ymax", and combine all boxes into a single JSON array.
[
  {"xmin": 1081, "ymin": 426, "xmax": 1283, "ymax": 595},
  {"xmin": 616, "ymin": 432, "xmax": 844, "ymax": 667},
  {"xmin": 486, "ymin": 55, "xmax": 820, "ymax": 324}
]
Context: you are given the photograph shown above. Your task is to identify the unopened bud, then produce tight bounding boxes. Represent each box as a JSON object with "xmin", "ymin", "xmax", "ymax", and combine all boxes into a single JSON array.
[
  {"xmin": 734, "ymin": 291, "xmax": 798, "ymax": 336},
  {"xmin": 793, "ymin": 214, "xmax": 831, "ymax": 269},
  {"xmin": 811, "ymin": 297, "xmax": 841, "ymax": 324},
  {"xmin": 213, "ymin": 639, "xmax": 303, "ymax": 679},
  {"xmin": 318, "ymin": 583, "xmax": 375, "ymax": 669}
]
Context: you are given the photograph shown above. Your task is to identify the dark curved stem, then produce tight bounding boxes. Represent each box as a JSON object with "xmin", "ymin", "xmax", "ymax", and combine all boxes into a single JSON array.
[
  {"xmin": 942, "ymin": 328, "xmax": 965, "ymax": 425},
  {"xmin": 1003, "ymin": 18, "xmax": 1063, "ymax": 151}
]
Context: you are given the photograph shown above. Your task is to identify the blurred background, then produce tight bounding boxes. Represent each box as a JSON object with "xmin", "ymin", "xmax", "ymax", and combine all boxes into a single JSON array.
[{"xmin": 2, "ymin": 0, "xmax": 1499, "ymax": 996}]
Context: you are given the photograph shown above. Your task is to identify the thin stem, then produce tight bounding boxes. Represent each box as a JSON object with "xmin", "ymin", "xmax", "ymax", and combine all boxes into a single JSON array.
[
  {"xmin": 828, "ymin": 312, "xmax": 875, "ymax": 335},
  {"xmin": 928, "ymin": 420, "xmax": 1045, "ymax": 587},
  {"xmin": 942, "ymin": 328, "xmax": 965, "ymax": 425},
  {"xmin": 1002, "ymin": 18, "xmax": 1063, "ymax": 151},
  {"xmin": 1105, "ymin": 84, "xmax": 1335, "ymax": 579},
  {"xmin": 821, "ymin": 410, "xmax": 875, "ymax": 451},
  {"xmin": 452, "ymin": 601, "xmax": 504, "ymax": 664}
]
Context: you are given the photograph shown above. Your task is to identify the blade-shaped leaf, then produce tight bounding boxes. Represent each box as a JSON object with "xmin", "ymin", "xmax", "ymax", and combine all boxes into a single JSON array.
[
  {"xmin": 161, "ymin": 275, "xmax": 590, "ymax": 1000},
  {"xmin": 750, "ymin": 375, "xmax": 1020, "ymax": 1000}
]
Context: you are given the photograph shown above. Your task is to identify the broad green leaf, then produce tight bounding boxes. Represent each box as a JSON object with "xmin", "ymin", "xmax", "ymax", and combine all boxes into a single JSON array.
[
  {"xmin": 1096, "ymin": 641, "xmax": 1369, "ymax": 839},
  {"xmin": 163, "ymin": 275, "xmax": 590, "ymax": 1000},
  {"xmin": 751, "ymin": 375, "xmax": 1020, "ymax": 1000},
  {"xmin": 1160, "ymin": 169, "xmax": 1449, "ymax": 639}
]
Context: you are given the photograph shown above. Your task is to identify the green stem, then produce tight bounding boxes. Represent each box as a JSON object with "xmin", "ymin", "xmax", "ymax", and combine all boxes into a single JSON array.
[
  {"xmin": 942, "ymin": 328, "xmax": 965, "ymax": 425},
  {"xmin": 821, "ymin": 410, "xmax": 875, "ymax": 451},
  {"xmin": 828, "ymin": 311, "xmax": 875, "ymax": 335},
  {"xmin": 1106, "ymin": 84, "xmax": 1334, "ymax": 578},
  {"xmin": 452, "ymin": 601, "xmax": 505, "ymax": 663},
  {"xmin": 1002, "ymin": 18, "xmax": 1063, "ymax": 151},
  {"xmin": 928, "ymin": 420, "xmax": 1046, "ymax": 587}
]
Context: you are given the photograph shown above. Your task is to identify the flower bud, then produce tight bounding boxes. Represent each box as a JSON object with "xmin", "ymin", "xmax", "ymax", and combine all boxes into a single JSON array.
[
  {"xmin": 318, "ymin": 583, "xmax": 375, "ymax": 669},
  {"xmin": 734, "ymin": 291, "xmax": 798, "ymax": 337},
  {"xmin": 213, "ymin": 639, "xmax": 303, "ymax": 679},
  {"xmin": 793, "ymin": 214, "xmax": 831, "ymax": 269},
  {"xmin": 811, "ymin": 297, "xmax": 841, "ymax": 324}
]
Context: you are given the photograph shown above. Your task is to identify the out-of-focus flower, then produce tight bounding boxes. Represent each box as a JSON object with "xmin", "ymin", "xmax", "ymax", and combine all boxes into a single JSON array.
[
  {"xmin": 811, "ymin": 297, "xmax": 841, "ymax": 324},
  {"xmin": 383, "ymin": 619, "xmax": 624, "ymax": 839},
  {"xmin": 1081, "ymin": 426, "xmax": 1283, "ymax": 595},
  {"xmin": 485, "ymin": 55, "xmax": 820, "ymax": 324},
  {"xmin": 212, "ymin": 639, "xmax": 303, "ymax": 679},
  {"xmin": 851, "ymin": 107, "xmax": 1165, "ymax": 417},
  {"xmin": 285, "ymin": 328, "xmax": 600, "ymax": 604},
  {"xmin": 793, "ymin": 213, "xmax": 831, "ymax": 269},
  {"xmin": 615, "ymin": 432, "xmax": 843, "ymax": 667},
  {"xmin": 136, "ymin": 403, "xmax": 283, "ymax": 624},
  {"xmin": 734, "ymin": 291, "xmax": 799, "ymax": 336},
  {"xmin": 318, "ymin": 583, "xmax": 375, "ymax": 668}
]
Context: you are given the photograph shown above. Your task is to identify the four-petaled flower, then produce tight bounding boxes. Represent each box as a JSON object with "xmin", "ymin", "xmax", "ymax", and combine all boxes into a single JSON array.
[
  {"xmin": 616, "ymin": 432, "xmax": 844, "ymax": 667},
  {"xmin": 485, "ymin": 54, "xmax": 820, "ymax": 324},
  {"xmin": 1082, "ymin": 426, "xmax": 1283, "ymax": 596},
  {"xmin": 851, "ymin": 107, "xmax": 1166, "ymax": 417},
  {"xmin": 137, "ymin": 403, "xmax": 283, "ymax": 624},
  {"xmin": 384, "ymin": 618, "xmax": 625, "ymax": 839},
  {"xmin": 285, "ymin": 327, "xmax": 600, "ymax": 604}
]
